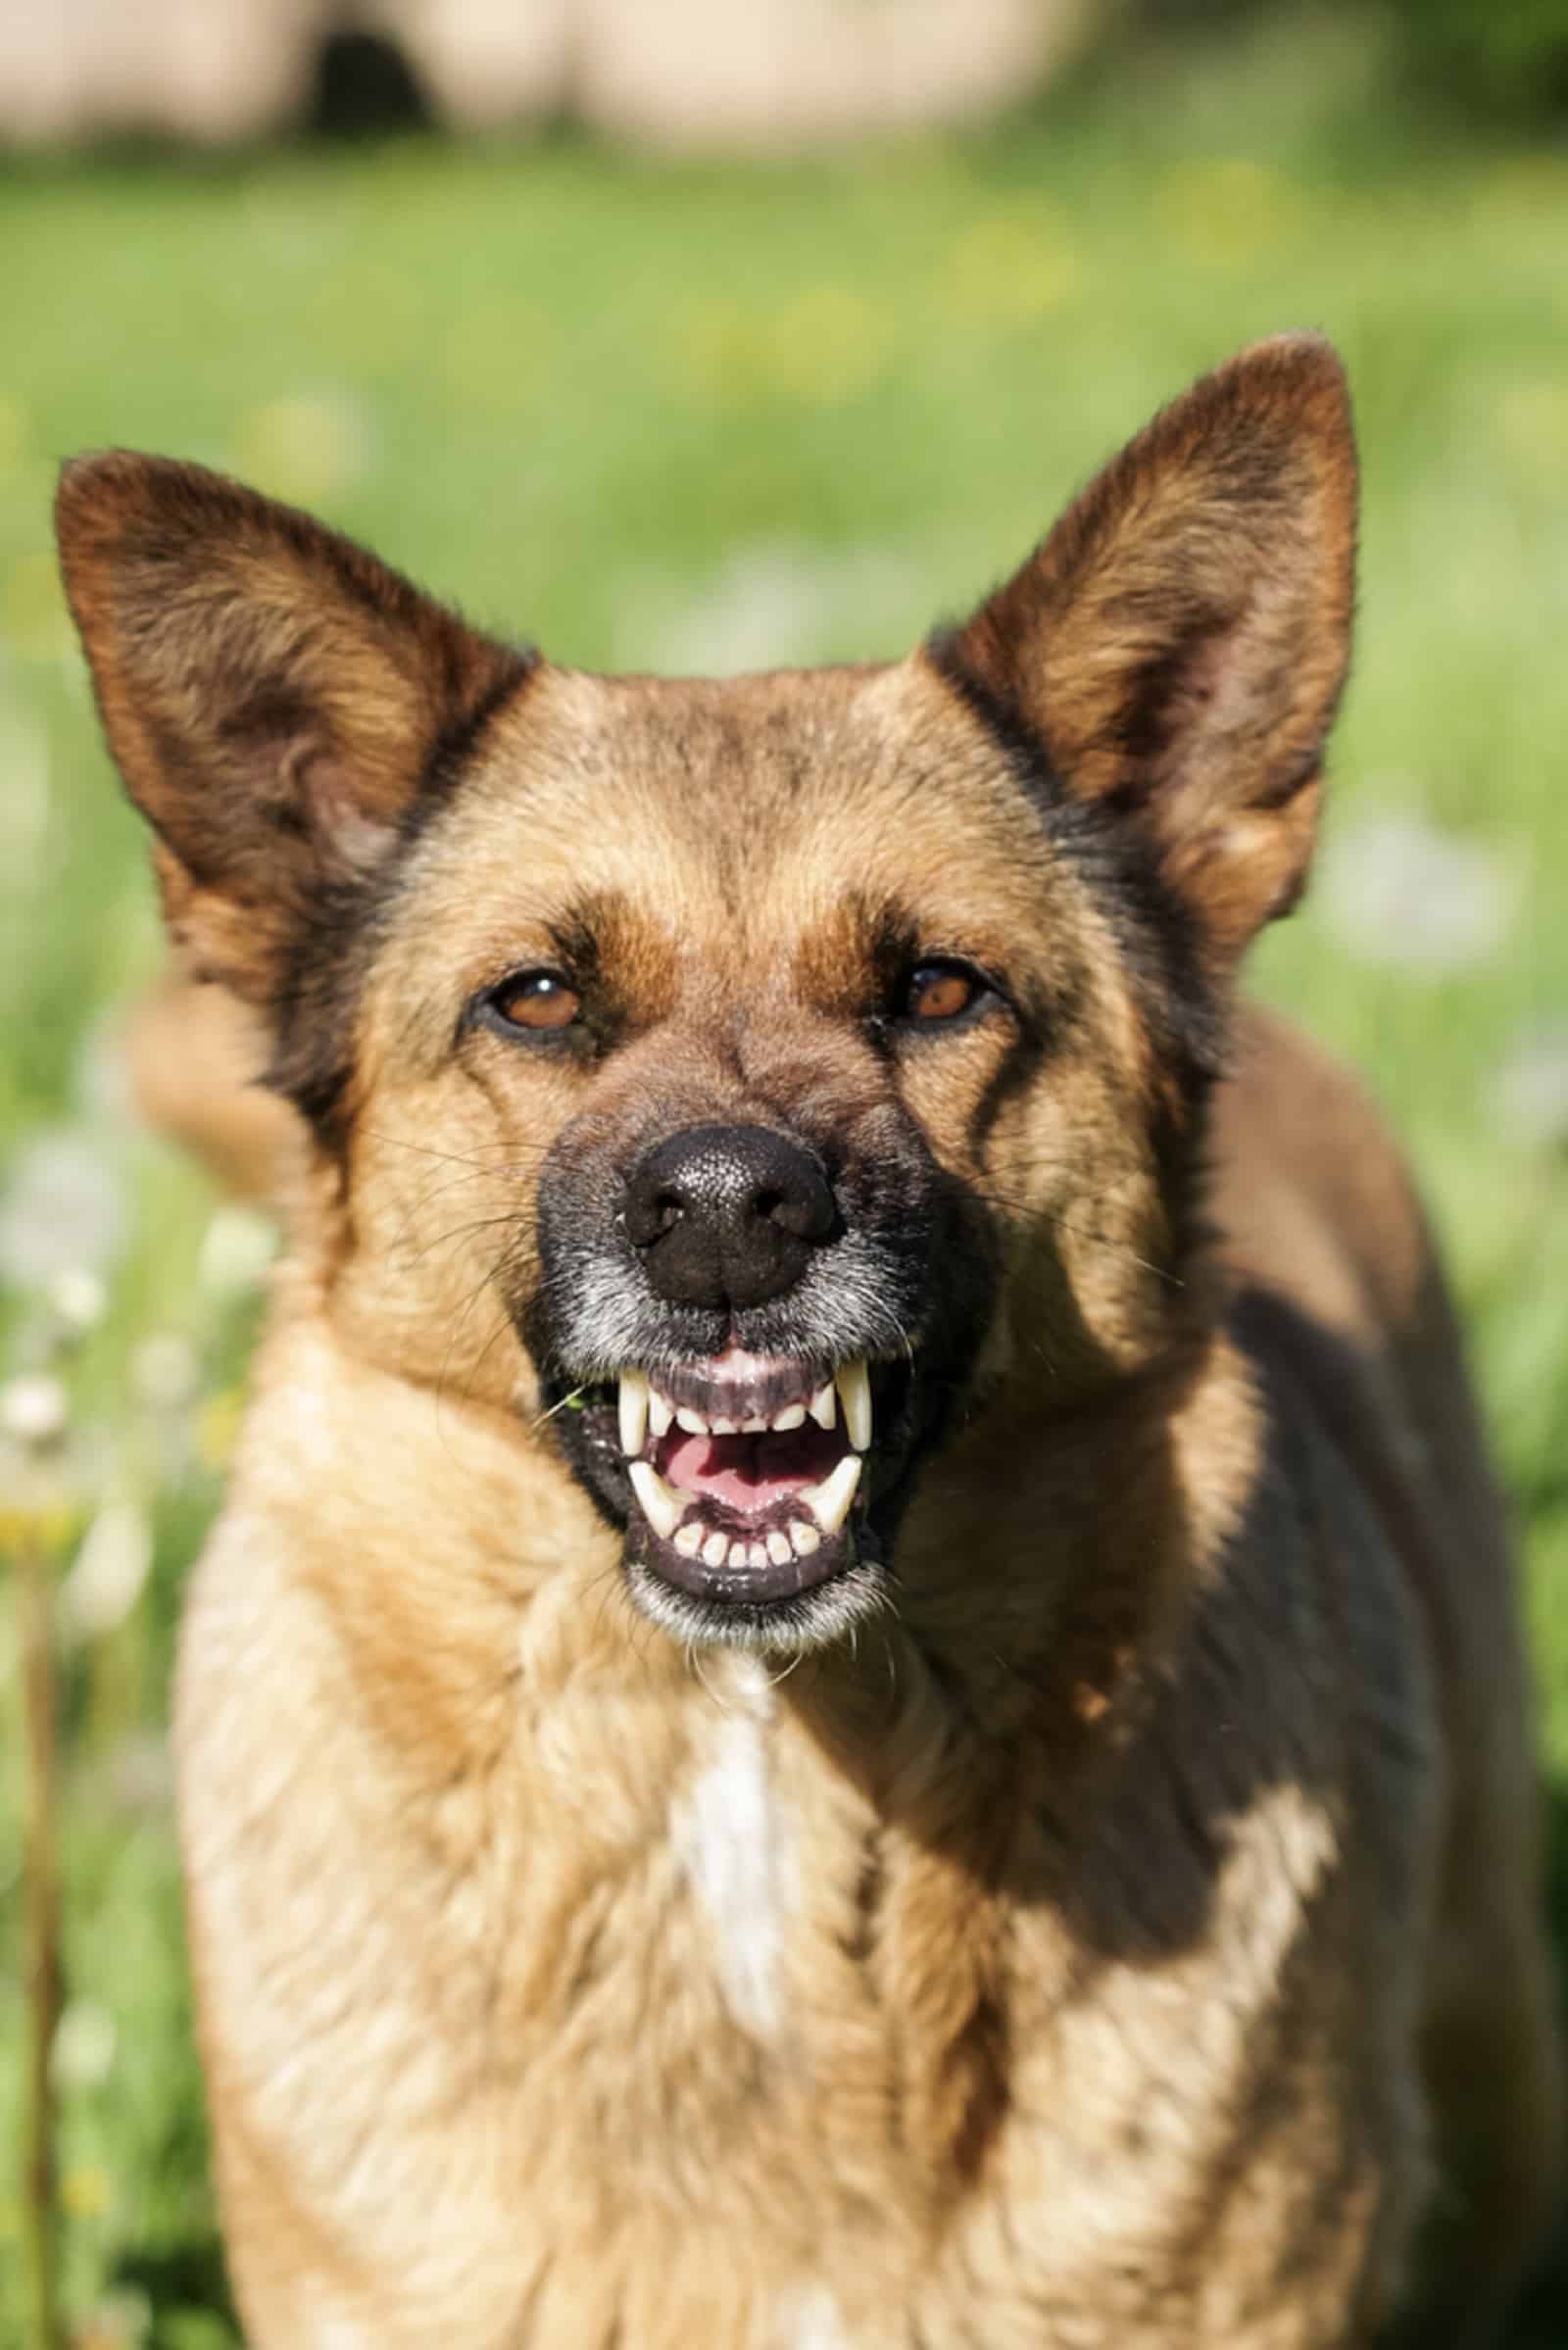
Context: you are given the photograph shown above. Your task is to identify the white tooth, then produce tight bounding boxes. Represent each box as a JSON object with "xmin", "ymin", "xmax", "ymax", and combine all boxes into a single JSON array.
[
  {"xmin": 799, "ymin": 1452, "xmax": 861, "ymax": 1538},
  {"xmin": 749, "ymin": 1541, "xmax": 768, "ymax": 1569},
  {"xmin": 728, "ymin": 1541, "xmax": 750, "ymax": 1569},
  {"xmin": 617, "ymin": 1368, "xmax": 649, "ymax": 1457},
  {"xmin": 628, "ymin": 1460, "xmax": 683, "ymax": 1541},
  {"xmin": 789, "ymin": 1519, "xmax": 821, "ymax": 1557},
  {"xmin": 836, "ymin": 1359, "xmax": 872, "ymax": 1452},
  {"xmin": 741, "ymin": 1415, "xmax": 769, "ymax": 1434},
  {"xmin": 808, "ymin": 1382, "xmax": 837, "ymax": 1431},
  {"xmin": 766, "ymin": 1529, "xmax": 793, "ymax": 1567},
  {"xmin": 649, "ymin": 1391, "xmax": 674, "ymax": 1440},
  {"xmin": 673, "ymin": 1520, "xmax": 703, "ymax": 1557},
  {"xmin": 710, "ymin": 1416, "xmax": 738, "ymax": 1436},
  {"xmin": 771, "ymin": 1402, "xmax": 807, "ymax": 1432},
  {"xmin": 703, "ymin": 1530, "xmax": 729, "ymax": 1568},
  {"xmin": 676, "ymin": 1405, "xmax": 710, "ymax": 1436}
]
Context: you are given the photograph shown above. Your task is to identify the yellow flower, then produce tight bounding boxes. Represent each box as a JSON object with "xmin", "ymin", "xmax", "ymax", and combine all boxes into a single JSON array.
[
  {"xmin": 1496, "ymin": 376, "xmax": 1568, "ymax": 488},
  {"xmin": 1156, "ymin": 157, "xmax": 1303, "ymax": 271},
  {"xmin": 765, "ymin": 288, "xmax": 891, "ymax": 410},
  {"xmin": 0, "ymin": 393, "xmax": 28, "ymax": 479},
  {"xmin": 231, "ymin": 394, "xmax": 370, "ymax": 505},
  {"xmin": 197, "ymin": 1388, "xmax": 247, "ymax": 1471},
  {"xmin": 2, "ymin": 550, "xmax": 73, "ymax": 661},
  {"xmin": 937, "ymin": 211, "xmax": 1082, "ymax": 325},
  {"xmin": 61, "ymin": 2164, "xmax": 113, "ymax": 2219}
]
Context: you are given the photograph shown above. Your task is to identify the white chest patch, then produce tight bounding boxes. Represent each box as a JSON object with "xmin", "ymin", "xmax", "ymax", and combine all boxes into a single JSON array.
[
  {"xmin": 674, "ymin": 1681, "xmax": 790, "ymax": 2042},
  {"xmin": 773, "ymin": 2282, "xmax": 852, "ymax": 2350}
]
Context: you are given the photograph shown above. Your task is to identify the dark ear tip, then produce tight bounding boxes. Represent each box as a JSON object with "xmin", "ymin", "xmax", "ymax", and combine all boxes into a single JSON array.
[
  {"xmin": 55, "ymin": 449, "xmax": 243, "ymax": 559},
  {"xmin": 55, "ymin": 449, "xmax": 163, "ymax": 560},
  {"xmin": 1216, "ymin": 333, "xmax": 1352, "ymax": 421}
]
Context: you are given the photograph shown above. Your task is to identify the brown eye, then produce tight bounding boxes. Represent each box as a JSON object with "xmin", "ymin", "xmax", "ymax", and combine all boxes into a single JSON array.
[
  {"xmin": 905, "ymin": 961, "xmax": 982, "ymax": 1023},
  {"xmin": 488, "ymin": 970, "xmax": 582, "ymax": 1033}
]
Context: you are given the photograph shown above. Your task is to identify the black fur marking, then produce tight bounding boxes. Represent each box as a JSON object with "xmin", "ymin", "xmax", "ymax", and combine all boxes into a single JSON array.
[
  {"xmin": 403, "ymin": 646, "xmax": 538, "ymax": 846},
  {"xmin": 925, "ymin": 627, "xmax": 1228, "ymax": 1266},
  {"xmin": 926, "ymin": 626, "xmax": 1228, "ymax": 1085}
]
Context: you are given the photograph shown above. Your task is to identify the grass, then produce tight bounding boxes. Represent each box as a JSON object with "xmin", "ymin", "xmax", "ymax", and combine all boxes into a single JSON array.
[{"xmin": 3, "ymin": 13, "xmax": 1568, "ymax": 2341}]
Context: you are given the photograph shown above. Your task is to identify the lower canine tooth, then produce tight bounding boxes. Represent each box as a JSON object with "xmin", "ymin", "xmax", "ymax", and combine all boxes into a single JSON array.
[
  {"xmin": 799, "ymin": 1452, "xmax": 861, "ymax": 1537},
  {"xmin": 618, "ymin": 1368, "xmax": 649, "ymax": 1457},
  {"xmin": 628, "ymin": 1459, "xmax": 683, "ymax": 1540},
  {"xmin": 673, "ymin": 1521, "xmax": 703, "ymax": 1557},
  {"xmin": 702, "ymin": 1530, "xmax": 729, "ymax": 1569},
  {"xmin": 789, "ymin": 1519, "xmax": 821, "ymax": 1556},
  {"xmin": 836, "ymin": 1359, "xmax": 872, "ymax": 1452}
]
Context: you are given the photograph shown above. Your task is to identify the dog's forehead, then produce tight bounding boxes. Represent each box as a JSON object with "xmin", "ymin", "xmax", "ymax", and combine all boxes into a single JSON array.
[{"xmin": 411, "ymin": 654, "xmax": 1058, "ymax": 958}]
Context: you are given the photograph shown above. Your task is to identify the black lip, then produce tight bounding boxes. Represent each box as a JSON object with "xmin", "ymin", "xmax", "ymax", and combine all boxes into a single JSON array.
[{"xmin": 633, "ymin": 1516, "xmax": 854, "ymax": 1605}]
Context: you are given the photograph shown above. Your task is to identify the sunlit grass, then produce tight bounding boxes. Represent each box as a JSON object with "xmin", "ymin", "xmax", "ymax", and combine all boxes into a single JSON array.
[{"xmin": 3, "ymin": 23, "xmax": 1568, "ymax": 2341}]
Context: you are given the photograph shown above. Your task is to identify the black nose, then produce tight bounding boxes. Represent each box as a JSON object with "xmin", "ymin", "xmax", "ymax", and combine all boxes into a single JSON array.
[{"xmin": 623, "ymin": 1123, "xmax": 836, "ymax": 1311}]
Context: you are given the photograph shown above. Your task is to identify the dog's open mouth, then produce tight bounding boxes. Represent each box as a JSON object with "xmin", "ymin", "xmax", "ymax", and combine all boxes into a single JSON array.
[
  {"xmin": 617, "ymin": 1348, "xmax": 875, "ymax": 1603},
  {"xmin": 541, "ymin": 1340, "xmax": 923, "ymax": 1646}
]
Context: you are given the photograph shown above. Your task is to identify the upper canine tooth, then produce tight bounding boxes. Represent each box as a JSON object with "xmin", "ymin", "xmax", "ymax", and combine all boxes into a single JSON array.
[
  {"xmin": 808, "ymin": 1382, "xmax": 836, "ymax": 1431},
  {"xmin": 648, "ymin": 1391, "xmax": 674, "ymax": 1441},
  {"xmin": 771, "ymin": 1402, "xmax": 807, "ymax": 1432},
  {"xmin": 675, "ymin": 1405, "xmax": 710, "ymax": 1436},
  {"xmin": 628, "ymin": 1460, "xmax": 683, "ymax": 1541},
  {"xmin": 617, "ymin": 1369, "xmax": 650, "ymax": 1457},
  {"xmin": 836, "ymin": 1359, "xmax": 871, "ymax": 1452},
  {"xmin": 799, "ymin": 1452, "xmax": 861, "ymax": 1538}
]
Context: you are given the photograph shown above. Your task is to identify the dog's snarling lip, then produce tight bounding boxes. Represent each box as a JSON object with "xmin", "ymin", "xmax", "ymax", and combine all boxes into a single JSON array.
[{"xmin": 613, "ymin": 1347, "xmax": 871, "ymax": 1603}]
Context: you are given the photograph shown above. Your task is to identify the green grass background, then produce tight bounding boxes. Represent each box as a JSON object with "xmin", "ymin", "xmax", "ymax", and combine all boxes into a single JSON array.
[{"xmin": 2, "ymin": 13, "xmax": 1567, "ymax": 2342}]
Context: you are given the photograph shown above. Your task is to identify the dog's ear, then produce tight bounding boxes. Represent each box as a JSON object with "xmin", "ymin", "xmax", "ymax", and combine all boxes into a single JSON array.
[
  {"xmin": 56, "ymin": 453, "xmax": 528, "ymax": 1006},
  {"xmin": 946, "ymin": 334, "xmax": 1356, "ymax": 970}
]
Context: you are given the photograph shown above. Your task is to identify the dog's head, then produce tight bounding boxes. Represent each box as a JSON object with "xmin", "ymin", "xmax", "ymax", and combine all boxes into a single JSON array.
[{"xmin": 57, "ymin": 337, "xmax": 1354, "ymax": 1653}]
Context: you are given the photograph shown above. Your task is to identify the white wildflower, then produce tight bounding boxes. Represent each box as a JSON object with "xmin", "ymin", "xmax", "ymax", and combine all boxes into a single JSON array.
[
  {"xmin": 0, "ymin": 1370, "xmax": 69, "ymax": 1446},
  {"xmin": 51, "ymin": 1999, "xmax": 118, "ymax": 2093},
  {"xmin": 0, "ymin": 1126, "xmax": 128, "ymax": 1285},
  {"xmin": 1314, "ymin": 813, "xmax": 1519, "ymax": 975},
  {"xmin": 199, "ymin": 1201, "xmax": 278, "ymax": 1295},
  {"xmin": 63, "ymin": 1495, "xmax": 154, "ymax": 1640},
  {"xmin": 48, "ymin": 1265, "xmax": 108, "ymax": 1332},
  {"xmin": 130, "ymin": 1332, "xmax": 199, "ymax": 1414},
  {"xmin": 1493, "ymin": 1027, "xmax": 1568, "ymax": 1150}
]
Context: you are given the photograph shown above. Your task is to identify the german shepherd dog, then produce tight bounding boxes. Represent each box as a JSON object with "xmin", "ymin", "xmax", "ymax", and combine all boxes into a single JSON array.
[{"xmin": 57, "ymin": 337, "xmax": 1561, "ymax": 2347}]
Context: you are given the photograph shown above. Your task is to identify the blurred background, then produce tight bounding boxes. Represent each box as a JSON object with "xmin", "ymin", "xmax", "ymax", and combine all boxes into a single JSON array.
[{"xmin": 3, "ymin": 1, "xmax": 1568, "ymax": 2342}]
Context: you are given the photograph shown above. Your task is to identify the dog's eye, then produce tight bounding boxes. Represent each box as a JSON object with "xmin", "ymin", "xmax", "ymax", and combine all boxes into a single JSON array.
[
  {"xmin": 902, "ymin": 960, "xmax": 986, "ymax": 1024},
  {"xmin": 486, "ymin": 969, "xmax": 582, "ymax": 1034}
]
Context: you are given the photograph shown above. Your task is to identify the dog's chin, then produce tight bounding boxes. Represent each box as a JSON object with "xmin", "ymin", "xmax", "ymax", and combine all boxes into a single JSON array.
[{"xmin": 544, "ymin": 1349, "xmax": 918, "ymax": 1655}]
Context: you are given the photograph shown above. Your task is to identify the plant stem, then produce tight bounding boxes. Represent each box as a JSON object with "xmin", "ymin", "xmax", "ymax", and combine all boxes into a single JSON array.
[{"xmin": 18, "ymin": 1521, "xmax": 64, "ymax": 2350}]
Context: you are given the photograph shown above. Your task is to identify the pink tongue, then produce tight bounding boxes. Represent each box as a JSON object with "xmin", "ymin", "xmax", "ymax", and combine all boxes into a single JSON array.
[{"xmin": 662, "ymin": 1426, "xmax": 841, "ymax": 1515}]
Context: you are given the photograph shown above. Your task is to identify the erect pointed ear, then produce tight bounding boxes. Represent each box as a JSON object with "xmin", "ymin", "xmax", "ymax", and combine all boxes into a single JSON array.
[
  {"xmin": 942, "ymin": 335, "xmax": 1356, "ymax": 971},
  {"xmin": 55, "ymin": 454, "xmax": 531, "ymax": 1009}
]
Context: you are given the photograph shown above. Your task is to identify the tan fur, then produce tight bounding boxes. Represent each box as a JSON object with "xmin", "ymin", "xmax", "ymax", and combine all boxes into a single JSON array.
[{"xmin": 57, "ymin": 339, "xmax": 1560, "ymax": 2346}]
